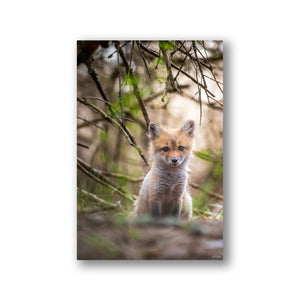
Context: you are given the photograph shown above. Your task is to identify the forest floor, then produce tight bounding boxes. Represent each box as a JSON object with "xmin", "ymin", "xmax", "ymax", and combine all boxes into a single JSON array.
[{"xmin": 77, "ymin": 212, "xmax": 223, "ymax": 260}]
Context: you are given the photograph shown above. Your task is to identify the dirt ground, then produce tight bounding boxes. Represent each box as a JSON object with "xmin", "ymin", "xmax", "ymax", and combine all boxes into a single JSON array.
[{"xmin": 77, "ymin": 213, "xmax": 223, "ymax": 260}]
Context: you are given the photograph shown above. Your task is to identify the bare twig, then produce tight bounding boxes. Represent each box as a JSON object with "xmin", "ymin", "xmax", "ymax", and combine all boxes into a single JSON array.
[
  {"xmin": 176, "ymin": 41, "xmax": 214, "ymax": 71},
  {"xmin": 84, "ymin": 58, "xmax": 114, "ymax": 114},
  {"xmin": 106, "ymin": 41, "xmax": 130, "ymax": 59},
  {"xmin": 161, "ymin": 48, "xmax": 177, "ymax": 90},
  {"xmin": 194, "ymin": 67, "xmax": 202, "ymax": 125},
  {"xmin": 137, "ymin": 41, "xmax": 151, "ymax": 79},
  {"xmin": 123, "ymin": 111, "xmax": 147, "ymax": 129},
  {"xmin": 197, "ymin": 41, "xmax": 223, "ymax": 61},
  {"xmin": 85, "ymin": 62, "xmax": 109, "ymax": 103},
  {"xmin": 192, "ymin": 41, "xmax": 210, "ymax": 107},
  {"xmin": 189, "ymin": 181, "xmax": 223, "ymax": 200},
  {"xmin": 77, "ymin": 116, "xmax": 104, "ymax": 130},
  {"xmin": 196, "ymin": 42, "xmax": 223, "ymax": 94},
  {"xmin": 77, "ymin": 97, "xmax": 148, "ymax": 165},
  {"xmin": 143, "ymin": 84, "xmax": 190, "ymax": 103},
  {"xmin": 77, "ymin": 117, "xmax": 103, "ymax": 129},
  {"xmin": 95, "ymin": 170, "xmax": 144, "ymax": 182},
  {"xmin": 174, "ymin": 43, "xmax": 224, "ymax": 107},
  {"xmin": 77, "ymin": 188, "xmax": 120, "ymax": 208},
  {"xmin": 140, "ymin": 44, "xmax": 216, "ymax": 99},
  {"xmin": 116, "ymin": 47, "xmax": 122, "ymax": 103},
  {"xmin": 182, "ymin": 89, "xmax": 223, "ymax": 108},
  {"xmin": 203, "ymin": 74, "xmax": 223, "ymax": 85},
  {"xmin": 77, "ymin": 142, "xmax": 89, "ymax": 149},
  {"xmin": 182, "ymin": 90, "xmax": 223, "ymax": 111},
  {"xmin": 77, "ymin": 158, "xmax": 136, "ymax": 202},
  {"xmin": 115, "ymin": 41, "xmax": 151, "ymax": 128},
  {"xmin": 173, "ymin": 47, "xmax": 190, "ymax": 82},
  {"xmin": 81, "ymin": 96, "xmax": 114, "ymax": 107},
  {"xmin": 129, "ymin": 41, "xmax": 135, "ymax": 69}
]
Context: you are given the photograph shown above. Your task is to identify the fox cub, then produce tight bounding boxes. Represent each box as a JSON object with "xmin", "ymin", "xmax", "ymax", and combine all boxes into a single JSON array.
[{"xmin": 135, "ymin": 120, "xmax": 195, "ymax": 221}]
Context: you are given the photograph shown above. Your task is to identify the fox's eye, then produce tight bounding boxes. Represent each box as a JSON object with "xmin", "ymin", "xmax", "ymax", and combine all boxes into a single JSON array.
[
  {"xmin": 162, "ymin": 147, "xmax": 169, "ymax": 152},
  {"xmin": 178, "ymin": 146, "xmax": 184, "ymax": 151}
]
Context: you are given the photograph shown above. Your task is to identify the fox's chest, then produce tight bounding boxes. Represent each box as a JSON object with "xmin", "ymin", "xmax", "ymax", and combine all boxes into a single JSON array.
[{"xmin": 154, "ymin": 175, "xmax": 186, "ymax": 203}]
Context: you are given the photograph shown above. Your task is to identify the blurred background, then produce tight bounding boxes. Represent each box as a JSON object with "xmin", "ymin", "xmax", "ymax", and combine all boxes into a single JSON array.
[{"xmin": 77, "ymin": 40, "xmax": 223, "ymax": 221}]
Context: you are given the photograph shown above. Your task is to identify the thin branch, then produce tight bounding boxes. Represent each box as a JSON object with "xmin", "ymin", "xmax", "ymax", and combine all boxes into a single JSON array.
[
  {"xmin": 192, "ymin": 41, "xmax": 210, "ymax": 105},
  {"xmin": 173, "ymin": 46, "xmax": 190, "ymax": 82},
  {"xmin": 77, "ymin": 188, "xmax": 120, "ymax": 208},
  {"xmin": 137, "ymin": 41, "xmax": 151, "ymax": 79},
  {"xmin": 203, "ymin": 74, "xmax": 223, "ymax": 85},
  {"xmin": 161, "ymin": 48, "xmax": 177, "ymax": 90},
  {"xmin": 197, "ymin": 41, "xmax": 223, "ymax": 62},
  {"xmin": 77, "ymin": 142, "xmax": 89, "ymax": 149},
  {"xmin": 182, "ymin": 90, "xmax": 223, "ymax": 111},
  {"xmin": 85, "ymin": 61, "xmax": 109, "ymax": 103},
  {"xmin": 106, "ymin": 41, "xmax": 130, "ymax": 59},
  {"xmin": 77, "ymin": 158, "xmax": 136, "ymax": 202},
  {"xmin": 77, "ymin": 116, "xmax": 104, "ymax": 130},
  {"xmin": 81, "ymin": 96, "xmax": 114, "ymax": 107},
  {"xmin": 77, "ymin": 117, "xmax": 103, "ymax": 129},
  {"xmin": 194, "ymin": 66, "xmax": 202, "ymax": 125},
  {"xmin": 177, "ymin": 41, "xmax": 222, "ymax": 105},
  {"xmin": 123, "ymin": 111, "xmax": 147, "ymax": 130},
  {"xmin": 77, "ymin": 97, "xmax": 148, "ymax": 165},
  {"xmin": 189, "ymin": 181, "xmax": 223, "ymax": 200},
  {"xmin": 95, "ymin": 170, "xmax": 144, "ymax": 183},
  {"xmin": 129, "ymin": 41, "xmax": 135, "ymax": 69},
  {"xmin": 176, "ymin": 41, "xmax": 214, "ymax": 71},
  {"xmin": 116, "ymin": 46, "xmax": 122, "ymax": 102},
  {"xmin": 140, "ymin": 44, "xmax": 216, "ymax": 99},
  {"xmin": 115, "ymin": 41, "xmax": 151, "ymax": 129},
  {"xmin": 84, "ymin": 59, "xmax": 114, "ymax": 114},
  {"xmin": 196, "ymin": 42, "xmax": 223, "ymax": 94},
  {"xmin": 143, "ymin": 84, "xmax": 190, "ymax": 104}
]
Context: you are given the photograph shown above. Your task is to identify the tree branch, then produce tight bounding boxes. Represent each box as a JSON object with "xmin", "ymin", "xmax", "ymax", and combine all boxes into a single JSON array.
[
  {"xmin": 189, "ymin": 181, "xmax": 223, "ymax": 200},
  {"xmin": 140, "ymin": 44, "xmax": 216, "ymax": 99},
  {"xmin": 77, "ymin": 117, "xmax": 103, "ymax": 129},
  {"xmin": 85, "ymin": 61, "xmax": 109, "ymax": 103},
  {"xmin": 77, "ymin": 188, "xmax": 120, "ymax": 208},
  {"xmin": 77, "ymin": 116, "xmax": 104, "ymax": 130},
  {"xmin": 161, "ymin": 48, "xmax": 177, "ymax": 91},
  {"xmin": 77, "ymin": 97, "xmax": 148, "ymax": 165},
  {"xmin": 137, "ymin": 41, "xmax": 151, "ymax": 79},
  {"xmin": 115, "ymin": 41, "xmax": 151, "ymax": 129},
  {"xmin": 77, "ymin": 158, "xmax": 136, "ymax": 202},
  {"xmin": 94, "ymin": 170, "xmax": 144, "ymax": 182},
  {"xmin": 77, "ymin": 142, "xmax": 89, "ymax": 149}
]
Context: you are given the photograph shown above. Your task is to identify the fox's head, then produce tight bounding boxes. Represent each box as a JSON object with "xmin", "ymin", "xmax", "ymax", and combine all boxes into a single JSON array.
[{"xmin": 148, "ymin": 120, "xmax": 195, "ymax": 167}]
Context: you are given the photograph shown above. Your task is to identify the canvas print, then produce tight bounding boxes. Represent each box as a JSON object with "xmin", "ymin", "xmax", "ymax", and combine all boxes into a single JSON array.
[{"xmin": 77, "ymin": 41, "xmax": 223, "ymax": 260}]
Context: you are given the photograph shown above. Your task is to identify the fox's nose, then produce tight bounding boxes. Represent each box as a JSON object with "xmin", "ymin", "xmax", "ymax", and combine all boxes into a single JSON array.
[{"xmin": 171, "ymin": 158, "xmax": 178, "ymax": 163}]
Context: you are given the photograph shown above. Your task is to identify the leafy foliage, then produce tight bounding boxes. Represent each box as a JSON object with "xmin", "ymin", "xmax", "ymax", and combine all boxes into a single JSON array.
[
  {"xmin": 159, "ymin": 41, "xmax": 176, "ymax": 51},
  {"xmin": 193, "ymin": 148, "xmax": 223, "ymax": 220}
]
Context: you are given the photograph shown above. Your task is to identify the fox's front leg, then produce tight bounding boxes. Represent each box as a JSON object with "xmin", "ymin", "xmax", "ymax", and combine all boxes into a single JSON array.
[
  {"xmin": 149, "ymin": 201, "xmax": 161, "ymax": 218},
  {"xmin": 170, "ymin": 200, "xmax": 182, "ymax": 218}
]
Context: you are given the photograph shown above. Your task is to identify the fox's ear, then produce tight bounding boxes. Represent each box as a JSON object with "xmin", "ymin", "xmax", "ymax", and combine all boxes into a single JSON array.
[
  {"xmin": 148, "ymin": 122, "xmax": 162, "ymax": 139},
  {"xmin": 181, "ymin": 120, "xmax": 195, "ymax": 137}
]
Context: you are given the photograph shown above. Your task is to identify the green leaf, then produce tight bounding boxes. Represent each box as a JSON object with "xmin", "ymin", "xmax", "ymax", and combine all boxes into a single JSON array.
[
  {"xmin": 159, "ymin": 41, "xmax": 175, "ymax": 51},
  {"xmin": 124, "ymin": 73, "xmax": 140, "ymax": 87}
]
